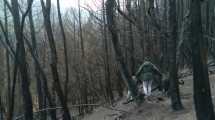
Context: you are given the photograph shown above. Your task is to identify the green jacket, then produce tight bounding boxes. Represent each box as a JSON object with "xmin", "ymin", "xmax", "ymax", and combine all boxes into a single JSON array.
[{"xmin": 135, "ymin": 61, "xmax": 161, "ymax": 82}]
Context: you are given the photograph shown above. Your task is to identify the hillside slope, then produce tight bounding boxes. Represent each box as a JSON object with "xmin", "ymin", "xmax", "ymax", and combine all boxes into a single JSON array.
[{"xmin": 82, "ymin": 72, "xmax": 215, "ymax": 120}]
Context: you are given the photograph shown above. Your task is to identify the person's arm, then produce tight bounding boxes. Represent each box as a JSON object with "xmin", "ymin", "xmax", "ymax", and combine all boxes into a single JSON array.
[
  {"xmin": 151, "ymin": 63, "xmax": 162, "ymax": 76},
  {"xmin": 135, "ymin": 64, "xmax": 144, "ymax": 77}
]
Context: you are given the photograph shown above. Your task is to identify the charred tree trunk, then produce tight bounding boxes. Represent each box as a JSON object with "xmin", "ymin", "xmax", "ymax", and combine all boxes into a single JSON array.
[
  {"xmin": 28, "ymin": 0, "xmax": 46, "ymax": 119},
  {"xmin": 116, "ymin": 70, "xmax": 124, "ymax": 98},
  {"xmin": 6, "ymin": 43, "xmax": 17, "ymax": 120},
  {"xmin": 40, "ymin": 0, "xmax": 72, "ymax": 119},
  {"xmin": 0, "ymin": 96, "xmax": 4, "ymax": 120},
  {"xmin": 161, "ymin": 0, "xmax": 168, "ymax": 71},
  {"xmin": 106, "ymin": 0, "xmax": 139, "ymax": 102},
  {"xmin": 138, "ymin": 0, "xmax": 145, "ymax": 59},
  {"xmin": 168, "ymin": 0, "xmax": 183, "ymax": 111},
  {"xmin": 10, "ymin": 0, "xmax": 34, "ymax": 119},
  {"xmin": 126, "ymin": 0, "xmax": 135, "ymax": 74},
  {"xmin": 102, "ymin": 0, "xmax": 114, "ymax": 103},
  {"xmin": 190, "ymin": 0, "xmax": 215, "ymax": 119},
  {"xmin": 56, "ymin": 0, "xmax": 70, "ymax": 102},
  {"xmin": 3, "ymin": 2, "xmax": 12, "ymax": 120},
  {"xmin": 78, "ymin": 0, "xmax": 88, "ymax": 113}
]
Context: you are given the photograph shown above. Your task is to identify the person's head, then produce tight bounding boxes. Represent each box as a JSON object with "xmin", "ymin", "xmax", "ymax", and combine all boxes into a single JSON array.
[{"xmin": 144, "ymin": 56, "xmax": 151, "ymax": 62}]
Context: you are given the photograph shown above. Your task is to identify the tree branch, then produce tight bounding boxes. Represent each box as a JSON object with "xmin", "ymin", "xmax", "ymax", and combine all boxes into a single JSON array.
[
  {"xmin": 21, "ymin": 0, "xmax": 34, "ymax": 32},
  {"xmin": 116, "ymin": 7, "xmax": 137, "ymax": 26},
  {"xmin": 3, "ymin": 0, "xmax": 12, "ymax": 13},
  {"xmin": 0, "ymin": 20, "xmax": 16, "ymax": 55}
]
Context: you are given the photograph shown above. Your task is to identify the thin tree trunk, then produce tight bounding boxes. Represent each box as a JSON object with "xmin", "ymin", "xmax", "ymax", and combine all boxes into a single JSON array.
[
  {"xmin": 28, "ymin": 0, "xmax": 46, "ymax": 119},
  {"xmin": 168, "ymin": 0, "xmax": 183, "ymax": 111},
  {"xmin": 56, "ymin": 0, "xmax": 70, "ymax": 103},
  {"xmin": 10, "ymin": 0, "xmax": 34, "ymax": 119},
  {"xmin": 0, "ymin": 96, "xmax": 4, "ymax": 120},
  {"xmin": 24, "ymin": 31, "xmax": 57, "ymax": 120},
  {"xmin": 138, "ymin": 0, "xmax": 145, "ymax": 59},
  {"xmin": 2, "ymin": 2, "xmax": 17, "ymax": 120},
  {"xmin": 162, "ymin": 0, "xmax": 168, "ymax": 71},
  {"xmin": 78, "ymin": 0, "xmax": 88, "ymax": 113},
  {"xmin": 40, "ymin": 0, "xmax": 72, "ymax": 119},
  {"xmin": 126, "ymin": 0, "xmax": 135, "ymax": 74},
  {"xmin": 7, "ymin": 57, "xmax": 18, "ymax": 120},
  {"xmin": 3, "ymin": 2, "xmax": 12, "ymax": 119},
  {"xmin": 102, "ymin": 0, "xmax": 114, "ymax": 103}
]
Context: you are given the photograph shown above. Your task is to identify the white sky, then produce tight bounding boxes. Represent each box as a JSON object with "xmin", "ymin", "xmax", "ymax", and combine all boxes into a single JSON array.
[{"xmin": 52, "ymin": 0, "xmax": 102, "ymax": 11}]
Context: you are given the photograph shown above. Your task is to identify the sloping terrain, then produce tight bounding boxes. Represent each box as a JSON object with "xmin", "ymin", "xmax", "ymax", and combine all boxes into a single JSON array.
[{"xmin": 82, "ymin": 71, "xmax": 215, "ymax": 120}]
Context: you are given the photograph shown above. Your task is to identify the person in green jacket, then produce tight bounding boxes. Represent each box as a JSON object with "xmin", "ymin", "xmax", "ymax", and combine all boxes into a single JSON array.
[{"xmin": 134, "ymin": 60, "xmax": 162, "ymax": 96}]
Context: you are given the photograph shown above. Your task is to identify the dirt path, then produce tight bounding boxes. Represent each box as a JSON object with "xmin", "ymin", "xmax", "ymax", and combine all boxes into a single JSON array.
[{"xmin": 81, "ymin": 73, "xmax": 215, "ymax": 120}]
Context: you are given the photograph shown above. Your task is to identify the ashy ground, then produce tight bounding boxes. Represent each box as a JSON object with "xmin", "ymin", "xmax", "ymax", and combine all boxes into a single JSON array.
[{"xmin": 81, "ymin": 70, "xmax": 215, "ymax": 120}]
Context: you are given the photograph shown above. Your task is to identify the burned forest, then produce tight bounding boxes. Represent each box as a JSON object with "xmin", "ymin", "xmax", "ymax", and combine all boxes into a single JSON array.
[{"xmin": 0, "ymin": 0, "xmax": 215, "ymax": 120}]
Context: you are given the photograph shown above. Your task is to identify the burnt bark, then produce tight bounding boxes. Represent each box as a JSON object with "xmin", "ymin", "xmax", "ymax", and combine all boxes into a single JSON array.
[
  {"xmin": 168, "ymin": 0, "xmax": 183, "ymax": 111},
  {"xmin": 102, "ymin": 0, "xmax": 114, "ymax": 103},
  {"xmin": 10, "ymin": 0, "xmax": 34, "ymax": 119},
  {"xmin": 28, "ymin": 0, "xmax": 46, "ymax": 119},
  {"xmin": 40, "ymin": 0, "xmax": 72, "ymax": 119},
  {"xmin": 57, "ymin": 0, "xmax": 70, "ymax": 103},
  {"xmin": 126, "ymin": 0, "xmax": 135, "ymax": 74},
  {"xmin": 190, "ymin": 0, "xmax": 215, "ymax": 119},
  {"xmin": 78, "ymin": 0, "xmax": 88, "ymax": 113},
  {"xmin": 106, "ymin": 0, "xmax": 139, "ymax": 102}
]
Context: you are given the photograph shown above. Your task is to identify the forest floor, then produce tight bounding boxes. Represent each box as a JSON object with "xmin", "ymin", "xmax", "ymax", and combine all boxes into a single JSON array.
[{"xmin": 81, "ymin": 69, "xmax": 215, "ymax": 120}]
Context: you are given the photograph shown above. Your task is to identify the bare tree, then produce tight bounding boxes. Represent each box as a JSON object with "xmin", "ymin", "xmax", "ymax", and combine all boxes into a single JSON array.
[
  {"xmin": 56, "ymin": 0, "xmax": 70, "ymax": 102},
  {"xmin": 106, "ymin": 0, "xmax": 139, "ymax": 102},
  {"xmin": 40, "ymin": 0, "xmax": 72, "ymax": 119},
  {"xmin": 168, "ymin": 0, "xmax": 183, "ymax": 111},
  {"xmin": 4, "ymin": 0, "xmax": 34, "ymax": 119},
  {"xmin": 190, "ymin": 0, "xmax": 215, "ymax": 119},
  {"xmin": 28, "ymin": 0, "xmax": 47, "ymax": 119},
  {"xmin": 102, "ymin": 0, "xmax": 114, "ymax": 103},
  {"xmin": 78, "ymin": 0, "xmax": 89, "ymax": 113},
  {"xmin": 2, "ymin": 2, "xmax": 12, "ymax": 119},
  {"xmin": 126, "ymin": 0, "xmax": 135, "ymax": 74}
]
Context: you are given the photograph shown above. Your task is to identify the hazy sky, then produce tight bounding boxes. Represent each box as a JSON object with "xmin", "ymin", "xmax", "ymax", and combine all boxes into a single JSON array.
[{"xmin": 51, "ymin": 0, "xmax": 102, "ymax": 11}]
